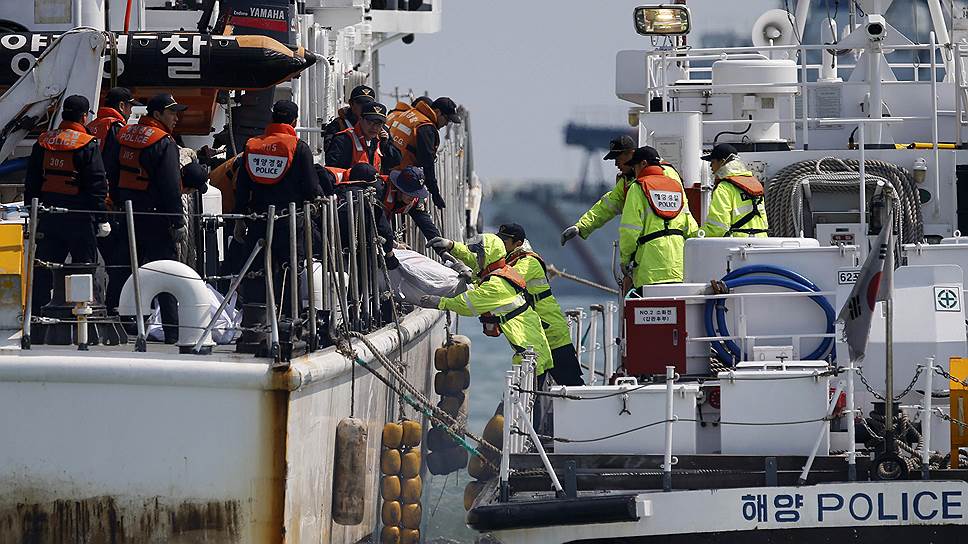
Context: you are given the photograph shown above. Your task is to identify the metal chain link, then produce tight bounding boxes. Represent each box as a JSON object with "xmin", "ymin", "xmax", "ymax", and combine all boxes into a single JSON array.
[
  {"xmin": 933, "ymin": 365, "xmax": 968, "ymax": 389},
  {"xmin": 857, "ymin": 365, "xmax": 923, "ymax": 402},
  {"xmin": 934, "ymin": 408, "xmax": 968, "ymax": 429}
]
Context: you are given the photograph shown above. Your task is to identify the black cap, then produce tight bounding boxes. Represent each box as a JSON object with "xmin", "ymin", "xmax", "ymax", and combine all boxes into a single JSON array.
[
  {"xmin": 432, "ymin": 97, "xmax": 461, "ymax": 124},
  {"xmin": 412, "ymin": 96, "xmax": 432, "ymax": 107},
  {"xmin": 360, "ymin": 102, "xmax": 388, "ymax": 122},
  {"xmin": 701, "ymin": 143, "xmax": 738, "ymax": 162},
  {"xmin": 349, "ymin": 85, "xmax": 376, "ymax": 104},
  {"xmin": 181, "ymin": 161, "xmax": 209, "ymax": 194},
  {"xmin": 146, "ymin": 93, "xmax": 188, "ymax": 114},
  {"xmin": 62, "ymin": 95, "xmax": 91, "ymax": 116},
  {"xmin": 390, "ymin": 166, "xmax": 429, "ymax": 198},
  {"xmin": 626, "ymin": 146, "xmax": 662, "ymax": 166},
  {"xmin": 603, "ymin": 135, "xmax": 636, "ymax": 160},
  {"xmin": 496, "ymin": 223, "xmax": 526, "ymax": 242},
  {"xmin": 348, "ymin": 163, "xmax": 379, "ymax": 182},
  {"xmin": 105, "ymin": 87, "xmax": 142, "ymax": 107},
  {"xmin": 271, "ymin": 99, "xmax": 299, "ymax": 121}
]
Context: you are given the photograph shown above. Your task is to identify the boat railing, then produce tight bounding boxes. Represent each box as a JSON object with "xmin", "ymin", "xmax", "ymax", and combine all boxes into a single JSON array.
[{"xmin": 643, "ymin": 34, "xmax": 951, "ymax": 151}]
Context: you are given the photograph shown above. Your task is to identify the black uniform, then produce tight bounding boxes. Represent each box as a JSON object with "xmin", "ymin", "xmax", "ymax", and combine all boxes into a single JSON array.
[
  {"xmin": 24, "ymin": 122, "xmax": 108, "ymax": 313},
  {"xmin": 321, "ymin": 107, "xmax": 357, "ymax": 152},
  {"xmin": 325, "ymin": 130, "xmax": 402, "ymax": 174},
  {"xmin": 373, "ymin": 177, "xmax": 441, "ymax": 254},
  {"xmin": 413, "ymin": 124, "xmax": 444, "ymax": 206}
]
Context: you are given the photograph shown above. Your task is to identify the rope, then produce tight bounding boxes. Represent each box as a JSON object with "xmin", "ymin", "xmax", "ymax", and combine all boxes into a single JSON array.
[
  {"xmin": 546, "ymin": 264, "xmax": 618, "ymax": 295},
  {"xmin": 765, "ymin": 157, "xmax": 923, "ymax": 243}
]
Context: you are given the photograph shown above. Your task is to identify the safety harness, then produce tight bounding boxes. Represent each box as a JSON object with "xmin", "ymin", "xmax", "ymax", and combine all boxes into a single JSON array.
[
  {"xmin": 477, "ymin": 259, "xmax": 533, "ymax": 337},
  {"xmin": 722, "ymin": 175, "xmax": 767, "ymax": 236},
  {"xmin": 635, "ymin": 165, "xmax": 687, "ymax": 247},
  {"xmin": 506, "ymin": 250, "xmax": 553, "ymax": 302}
]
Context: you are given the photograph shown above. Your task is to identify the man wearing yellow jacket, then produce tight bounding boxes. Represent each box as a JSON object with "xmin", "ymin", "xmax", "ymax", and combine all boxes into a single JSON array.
[
  {"xmin": 561, "ymin": 137, "xmax": 683, "ymax": 245},
  {"xmin": 497, "ymin": 223, "xmax": 584, "ymax": 386},
  {"xmin": 619, "ymin": 146, "xmax": 699, "ymax": 289},
  {"xmin": 700, "ymin": 143, "xmax": 769, "ymax": 238},
  {"xmin": 420, "ymin": 233, "xmax": 554, "ymax": 377}
]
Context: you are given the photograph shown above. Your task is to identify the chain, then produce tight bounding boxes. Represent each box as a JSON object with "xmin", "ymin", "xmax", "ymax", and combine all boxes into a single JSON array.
[
  {"xmin": 933, "ymin": 365, "xmax": 968, "ymax": 389},
  {"xmin": 934, "ymin": 408, "xmax": 968, "ymax": 429},
  {"xmin": 857, "ymin": 365, "xmax": 924, "ymax": 402}
]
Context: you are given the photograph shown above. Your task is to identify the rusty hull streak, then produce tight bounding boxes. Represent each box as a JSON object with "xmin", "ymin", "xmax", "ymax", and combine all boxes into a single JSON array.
[
  {"xmin": 0, "ymin": 495, "xmax": 243, "ymax": 543},
  {"xmin": 267, "ymin": 388, "xmax": 289, "ymax": 544}
]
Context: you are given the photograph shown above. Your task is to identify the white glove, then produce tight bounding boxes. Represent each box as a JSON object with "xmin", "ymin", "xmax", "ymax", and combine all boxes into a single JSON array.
[
  {"xmin": 95, "ymin": 222, "xmax": 111, "ymax": 238},
  {"xmin": 428, "ymin": 237, "xmax": 455, "ymax": 251},
  {"xmin": 560, "ymin": 225, "xmax": 579, "ymax": 246},
  {"xmin": 418, "ymin": 294, "xmax": 442, "ymax": 309}
]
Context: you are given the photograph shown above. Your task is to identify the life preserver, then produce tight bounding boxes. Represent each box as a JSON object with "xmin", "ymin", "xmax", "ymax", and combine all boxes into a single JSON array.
[
  {"xmin": 722, "ymin": 175, "xmax": 767, "ymax": 236},
  {"xmin": 336, "ymin": 125, "xmax": 382, "ymax": 171},
  {"xmin": 37, "ymin": 121, "xmax": 95, "ymax": 196},
  {"xmin": 387, "ymin": 101, "xmax": 437, "ymax": 170},
  {"xmin": 478, "ymin": 262, "xmax": 531, "ymax": 337},
  {"xmin": 244, "ymin": 123, "xmax": 298, "ymax": 185},
  {"xmin": 117, "ymin": 117, "xmax": 169, "ymax": 191},
  {"xmin": 87, "ymin": 107, "xmax": 125, "ymax": 151},
  {"xmin": 635, "ymin": 165, "xmax": 687, "ymax": 247}
]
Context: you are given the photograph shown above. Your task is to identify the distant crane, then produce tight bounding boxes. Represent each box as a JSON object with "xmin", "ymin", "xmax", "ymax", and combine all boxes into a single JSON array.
[{"xmin": 563, "ymin": 122, "xmax": 635, "ymax": 195}]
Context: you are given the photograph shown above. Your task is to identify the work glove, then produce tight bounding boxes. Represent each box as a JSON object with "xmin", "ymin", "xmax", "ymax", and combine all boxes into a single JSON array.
[
  {"xmin": 385, "ymin": 252, "xmax": 400, "ymax": 270},
  {"xmin": 432, "ymin": 193, "xmax": 446, "ymax": 209},
  {"xmin": 233, "ymin": 219, "xmax": 247, "ymax": 242},
  {"xmin": 449, "ymin": 260, "xmax": 473, "ymax": 281},
  {"xmin": 417, "ymin": 294, "xmax": 442, "ymax": 309},
  {"xmin": 561, "ymin": 225, "xmax": 579, "ymax": 246},
  {"xmin": 171, "ymin": 224, "xmax": 188, "ymax": 243},
  {"xmin": 95, "ymin": 222, "xmax": 112, "ymax": 238},
  {"xmin": 428, "ymin": 236, "xmax": 455, "ymax": 251}
]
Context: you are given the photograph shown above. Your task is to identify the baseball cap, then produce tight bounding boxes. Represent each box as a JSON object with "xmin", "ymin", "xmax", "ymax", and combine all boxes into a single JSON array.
[
  {"xmin": 603, "ymin": 135, "xmax": 636, "ymax": 160},
  {"xmin": 146, "ymin": 93, "xmax": 188, "ymax": 114},
  {"xmin": 360, "ymin": 102, "xmax": 388, "ymax": 122},
  {"xmin": 701, "ymin": 143, "xmax": 738, "ymax": 162},
  {"xmin": 181, "ymin": 161, "xmax": 209, "ymax": 194},
  {"xmin": 348, "ymin": 163, "xmax": 379, "ymax": 182},
  {"xmin": 105, "ymin": 87, "xmax": 142, "ymax": 108},
  {"xmin": 432, "ymin": 97, "xmax": 461, "ymax": 124},
  {"xmin": 390, "ymin": 166, "xmax": 429, "ymax": 199},
  {"xmin": 626, "ymin": 146, "xmax": 662, "ymax": 166},
  {"xmin": 62, "ymin": 95, "xmax": 91, "ymax": 116},
  {"xmin": 271, "ymin": 99, "xmax": 299, "ymax": 121},
  {"xmin": 349, "ymin": 85, "xmax": 376, "ymax": 104},
  {"xmin": 496, "ymin": 223, "xmax": 526, "ymax": 242}
]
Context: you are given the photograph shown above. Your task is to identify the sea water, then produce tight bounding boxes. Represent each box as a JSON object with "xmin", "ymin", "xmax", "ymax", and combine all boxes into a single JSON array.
[{"xmin": 422, "ymin": 292, "xmax": 608, "ymax": 542}]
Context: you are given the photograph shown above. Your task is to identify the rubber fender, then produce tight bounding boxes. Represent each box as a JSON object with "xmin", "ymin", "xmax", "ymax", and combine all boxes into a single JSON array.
[
  {"xmin": 437, "ymin": 394, "xmax": 465, "ymax": 417},
  {"xmin": 382, "ymin": 422, "xmax": 403, "ymax": 449},
  {"xmin": 381, "ymin": 500, "xmax": 402, "ymax": 527},
  {"xmin": 380, "ymin": 525, "xmax": 401, "ymax": 544},
  {"xmin": 426, "ymin": 447, "xmax": 468, "ymax": 475},
  {"xmin": 433, "ymin": 371, "xmax": 447, "ymax": 396},
  {"xmin": 400, "ymin": 528, "xmax": 420, "ymax": 544},
  {"xmin": 400, "ymin": 450, "xmax": 421, "ymax": 479},
  {"xmin": 464, "ymin": 480, "xmax": 487, "ymax": 511},
  {"xmin": 482, "ymin": 414, "xmax": 504, "ymax": 450},
  {"xmin": 401, "ymin": 502, "xmax": 422, "ymax": 529},
  {"xmin": 401, "ymin": 475, "xmax": 422, "ymax": 503},
  {"xmin": 427, "ymin": 425, "xmax": 460, "ymax": 452},
  {"xmin": 381, "ymin": 448, "xmax": 401, "ymax": 475},
  {"xmin": 493, "ymin": 400, "xmax": 504, "ymax": 417},
  {"xmin": 381, "ymin": 475, "xmax": 401, "ymax": 501},
  {"xmin": 434, "ymin": 346, "xmax": 449, "ymax": 371},
  {"xmin": 467, "ymin": 453, "xmax": 496, "ymax": 481},
  {"xmin": 447, "ymin": 334, "xmax": 471, "ymax": 369},
  {"xmin": 442, "ymin": 368, "xmax": 470, "ymax": 395},
  {"xmin": 401, "ymin": 419, "xmax": 422, "ymax": 447},
  {"xmin": 332, "ymin": 417, "xmax": 368, "ymax": 526}
]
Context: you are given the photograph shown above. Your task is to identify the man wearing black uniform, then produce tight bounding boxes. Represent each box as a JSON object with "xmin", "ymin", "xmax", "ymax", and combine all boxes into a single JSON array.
[
  {"xmin": 387, "ymin": 96, "xmax": 461, "ymax": 209},
  {"xmin": 325, "ymin": 101, "xmax": 401, "ymax": 174},
  {"xmin": 233, "ymin": 99, "xmax": 322, "ymax": 309},
  {"xmin": 322, "ymin": 84, "xmax": 375, "ymax": 152},
  {"xmin": 25, "ymin": 95, "xmax": 108, "ymax": 313},
  {"xmin": 363, "ymin": 164, "xmax": 444, "ymax": 268},
  {"xmin": 88, "ymin": 87, "xmax": 140, "ymax": 153},
  {"xmin": 104, "ymin": 93, "xmax": 187, "ymax": 342}
]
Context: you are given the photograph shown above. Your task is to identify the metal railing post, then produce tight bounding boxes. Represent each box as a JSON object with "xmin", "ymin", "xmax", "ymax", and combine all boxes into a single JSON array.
[
  {"xmin": 345, "ymin": 191, "xmax": 360, "ymax": 329},
  {"xmin": 356, "ymin": 192, "xmax": 370, "ymax": 328},
  {"xmin": 499, "ymin": 370, "xmax": 514, "ymax": 502},
  {"xmin": 124, "ymin": 201, "xmax": 147, "ymax": 352},
  {"xmin": 930, "ymin": 32, "xmax": 942, "ymax": 216},
  {"xmin": 263, "ymin": 205, "xmax": 280, "ymax": 360},
  {"xmin": 604, "ymin": 302, "xmax": 616, "ymax": 380},
  {"xmin": 663, "ymin": 365, "xmax": 676, "ymax": 491},
  {"xmin": 956, "ymin": 43, "xmax": 963, "ymax": 148},
  {"xmin": 331, "ymin": 196, "xmax": 350, "ymax": 330},
  {"xmin": 192, "ymin": 239, "xmax": 264, "ymax": 354},
  {"xmin": 366, "ymin": 191, "xmax": 382, "ymax": 325},
  {"xmin": 847, "ymin": 356, "xmax": 857, "ymax": 481},
  {"xmin": 799, "ymin": 379, "xmax": 846, "ymax": 485},
  {"xmin": 303, "ymin": 202, "xmax": 317, "ymax": 351},
  {"xmin": 288, "ymin": 202, "xmax": 300, "ymax": 326},
  {"xmin": 588, "ymin": 304, "xmax": 601, "ymax": 386},
  {"xmin": 319, "ymin": 199, "xmax": 330, "ymax": 312},
  {"xmin": 21, "ymin": 198, "xmax": 39, "ymax": 349},
  {"xmin": 921, "ymin": 357, "xmax": 935, "ymax": 479}
]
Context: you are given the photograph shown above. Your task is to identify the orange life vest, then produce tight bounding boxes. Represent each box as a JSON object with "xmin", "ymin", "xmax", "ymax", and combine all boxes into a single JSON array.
[
  {"xmin": 37, "ymin": 121, "xmax": 95, "ymax": 196},
  {"xmin": 336, "ymin": 125, "xmax": 382, "ymax": 171},
  {"xmin": 387, "ymin": 101, "xmax": 437, "ymax": 170},
  {"xmin": 478, "ymin": 260, "xmax": 531, "ymax": 337},
  {"xmin": 116, "ymin": 116, "xmax": 169, "ymax": 191},
  {"xmin": 722, "ymin": 175, "xmax": 764, "ymax": 198},
  {"xmin": 388, "ymin": 101, "xmax": 412, "ymax": 116},
  {"xmin": 87, "ymin": 107, "xmax": 125, "ymax": 151},
  {"xmin": 637, "ymin": 165, "xmax": 685, "ymax": 220},
  {"xmin": 244, "ymin": 123, "xmax": 298, "ymax": 185}
]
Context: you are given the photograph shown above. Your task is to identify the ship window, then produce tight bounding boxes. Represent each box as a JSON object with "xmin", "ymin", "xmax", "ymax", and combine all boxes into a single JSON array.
[{"xmin": 35, "ymin": 0, "xmax": 72, "ymax": 24}]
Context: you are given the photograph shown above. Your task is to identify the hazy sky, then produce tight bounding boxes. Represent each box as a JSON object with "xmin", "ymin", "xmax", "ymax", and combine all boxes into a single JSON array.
[{"xmin": 380, "ymin": 0, "xmax": 776, "ymax": 185}]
